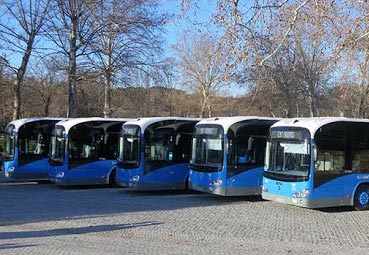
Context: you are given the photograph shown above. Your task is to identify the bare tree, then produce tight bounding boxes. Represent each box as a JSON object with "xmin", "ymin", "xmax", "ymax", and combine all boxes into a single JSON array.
[
  {"xmin": 0, "ymin": 0, "xmax": 50, "ymax": 120},
  {"xmin": 263, "ymin": 46, "xmax": 299, "ymax": 118},
  {"xmin": 338, "ymin": 2, "xmax": 369, "ymax": 118},
  {"xmin": 27, "ymin": 57, "xmax": 66, "ymax": 116},
  {"xmin": 173, "ymin": 32, "xmax": 229, "ymax": 118},
  {"xmin": 47, "ymin": 0, "xmax": 97, "ymax": 117},
  {"xmin": 87, "ymin": 0, "xmax": 165, "ymax": 117}
]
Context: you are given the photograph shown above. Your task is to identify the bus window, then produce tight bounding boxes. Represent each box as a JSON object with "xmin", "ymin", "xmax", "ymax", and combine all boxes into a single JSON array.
[
  {"xmin": 228, "ymin": 136, "xmax": 266, "ymax": 166},
  {"xmin": 68, "ymin": 126, "xmax": 103, "ymax": 160},
  {"xmin": 350, "ymin": 122, "xmax": 369, "ymax": 173},
  {"xmin": 247, "ymin": 136, "xmax": 266, "ymax": 165},
  {"xmin": 145, "ymin": 128, "xmax": 174, "ymax": 162},
  {"xmin": 174, "ymin": 133, "xmax": 192, "ymax": 162},
  {"xmin": 314, "ymin": 122, "xmax": 346, "ymax": 174},
  {"xmin": 315, "ymin": 150, "xmax": 345, "ymax": 172}
]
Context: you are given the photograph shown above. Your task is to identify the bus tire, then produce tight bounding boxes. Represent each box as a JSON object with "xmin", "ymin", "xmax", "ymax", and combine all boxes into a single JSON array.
[
  {"xmin": 109, "ymin": 169, "xmax": 117, "ymax": 187},
  {"xmin": 354, "ymin": 185, "xmax": 369, "ymax": 211},
  {"xmin": 184, "ymin": 176, "xmax": 190, "ymax": 193}
]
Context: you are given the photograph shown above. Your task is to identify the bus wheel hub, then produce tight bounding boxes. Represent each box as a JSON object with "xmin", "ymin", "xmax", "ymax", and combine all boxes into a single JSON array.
[{"xmin": 359, "ymin": 192, "xmax": 369, "ymax": 205}]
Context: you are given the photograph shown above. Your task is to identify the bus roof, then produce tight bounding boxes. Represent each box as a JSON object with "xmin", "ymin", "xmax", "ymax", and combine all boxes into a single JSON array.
[
  {"xmin": 271, "ymin": 117, "xmax": 369, "ymax": 136},
  {"xmin": 122, "ymin": 117, "xmax": 201, "ymax": 132},
  {"xmin": 56, "ymin": 117, "xmax": 130, "ymax": 134},
  {"xmin": 195, "ymin": 116, "xmax": 281, "ymax": 132},
  {"xmin": 6, "ymin": 117, "xmax": 65, "ymax": 132}
]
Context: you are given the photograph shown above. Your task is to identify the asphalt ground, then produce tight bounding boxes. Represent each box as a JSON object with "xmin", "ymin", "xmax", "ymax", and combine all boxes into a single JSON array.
[{"xmin": 1, "ymin": 171, "xmax": 369, "ymax": 255}]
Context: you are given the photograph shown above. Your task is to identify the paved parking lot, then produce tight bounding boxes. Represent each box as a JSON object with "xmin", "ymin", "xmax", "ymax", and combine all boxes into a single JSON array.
[{"xmin": 1, "ymin": 172, "xmax": 369, "ymax": 255}]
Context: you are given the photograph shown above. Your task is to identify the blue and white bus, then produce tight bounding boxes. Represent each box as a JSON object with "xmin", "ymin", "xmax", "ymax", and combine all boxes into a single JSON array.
[
  {"xmin": 189, "ymin": 117, "xmax": 280, "ymax": 196},
  {"xmin": 49, "ymin": 117, "xmax": 129, "ymax": 186},
  {"xmin": 115, "ymin": 117, "xmax": 200, "ymax": 190},
  {"xmin": 262, "ymin": 117, "xmax": 369, "ymax": 210},
  {"xmin": 3, "ymin": 117, "xmax": 63, "ymax": 182}
]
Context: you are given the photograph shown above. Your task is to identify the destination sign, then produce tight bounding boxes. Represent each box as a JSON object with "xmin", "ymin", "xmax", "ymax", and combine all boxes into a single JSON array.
[
  {"xmin": 271, "ymin": 130, "xmax": 302, "ymax": 140},
  {"xmin": 196, "ymin": 126, "xmax": 221, "ymax": 136}
]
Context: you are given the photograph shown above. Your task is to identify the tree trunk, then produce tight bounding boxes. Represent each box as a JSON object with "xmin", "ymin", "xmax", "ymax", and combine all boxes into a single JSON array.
[
  {"xmin": 12, "ymin": 79, "xmax": 21, "ymax": 120},
  {"xmin": 307, "ymin": 81, "xmax": 319, "ymax": 117},
  {"xmin": 200, "ymin": 97, "xmax": 206, "ymax": 118},
  {"xmin": 44, "ymin": 94, "xmax": 51, "ymax": 116},
  {"xmin": 103, "ymin": 72, "xmax": 112, "ymax": 118},
  {"xmin": 282, "ymin": 88, "xmax": 293, "ymax": 118},
  {"xmin": 67, "ymin": 17, "xmax": 78, "ymax": 118},
  {"xmin": 103, "ymin": 58, "xmax": 112, "ymax": 118},
  {"xmin": 12, "ymin": 34, "xmax": 36, "ymax": 120},
  {"xmin": 207, "ymin": 99, "xmax": 212, "ymax": 118}
]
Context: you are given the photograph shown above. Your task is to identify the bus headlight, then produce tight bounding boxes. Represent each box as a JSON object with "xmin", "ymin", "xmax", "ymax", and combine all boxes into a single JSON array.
[
  {"xmin": 131, "ymin": 175, "xmax": 140, "ymax": 182},
  {"xmin": 292, "ymin": 189, "xmax": 309, "ymax": 198},
  {"xmin": 261, "ymin": 185, "xmax": 268, "ymax": 192},
  {"xmin": 56, "ymin": 172, "xmax": 65, "ymax": 178},
  {"xmin": 211, "ymin": 179, "xmax": 223, "ymax": 186},
  {"xmin": 7, "ymin": 166, "xmax": 15, "ymax": 173}
]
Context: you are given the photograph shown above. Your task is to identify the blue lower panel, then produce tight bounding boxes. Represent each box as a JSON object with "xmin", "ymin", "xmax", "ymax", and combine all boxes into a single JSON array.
[
  {"xmin": 4, "ymin": 158, "xmax": 50, "ymax": 181},
  {"xmin": 116, "ymin": 167, "xmax": 141, "ymax": 187},
  {"xmin": 53, "ymin": 160, "xmax": 116, "ymax": 186},
  {"xmin": 189, "ymin": 170, "xmax": 223, "ymax": 194},
  {"xmin": 117, "ymin": 164, "xmax": 189, "ymax": 190},
  {"xmin": 262, "ymin": 174, "xmax": 366, "ymax": 208},
  {"xmin": 189, "ymin": 167, "xmax": 263, "ymax": 196}
]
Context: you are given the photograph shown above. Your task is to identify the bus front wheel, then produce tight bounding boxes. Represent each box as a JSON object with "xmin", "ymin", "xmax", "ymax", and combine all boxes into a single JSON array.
[
  {"xmin": 354, "ymin": 185, "xmax": 369, "ymax": 211},
  {"xmin": 184, "ymin": 177, "xmax": 190, "ymax": 193},
  {"xmin": 109, "ymin": 169, "xmax": 117, "ymax": 188}
]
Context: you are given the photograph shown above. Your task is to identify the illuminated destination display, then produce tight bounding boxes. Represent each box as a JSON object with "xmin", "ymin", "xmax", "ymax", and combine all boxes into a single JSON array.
[
  {"xmin": 271, "ymin": 130, "xmax": 302, "ymax": 140},
  {"xmin": 195, "ymin": 126, "xmax": 221, "ymax": 136}
]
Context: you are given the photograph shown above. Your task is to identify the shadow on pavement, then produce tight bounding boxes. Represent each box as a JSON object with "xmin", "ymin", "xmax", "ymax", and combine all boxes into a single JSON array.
[
  {"xmin": 316, "ymin": 206, "xmax": 354, "ymax": 213},
  {"xmin": 0, "ymin": 243, "xmax": 39, "ymax": 250},
  {"xmin": 0, "ymin": 222, "xmax": 161, "ymax": 240}
]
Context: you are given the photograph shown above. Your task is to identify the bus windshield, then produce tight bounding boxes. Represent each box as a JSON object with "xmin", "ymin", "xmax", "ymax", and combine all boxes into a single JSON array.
[
  {"xmin": 50, "ymin": 127, "xmax": 65, "ymax": 164},
  {"xmin": 191, "ymin": 125, "xmax": 224, "ymax": 171},
  {"xmin": 265, "ymin": 128, "xmax": 310, "ymax": 178},
  {"xmin": 3, "ymin": 124, "xmax": 15, "ymax": 160},
  {"xmin": 118, "ymin": 125, "xmax": 140, "ymax": 168}
]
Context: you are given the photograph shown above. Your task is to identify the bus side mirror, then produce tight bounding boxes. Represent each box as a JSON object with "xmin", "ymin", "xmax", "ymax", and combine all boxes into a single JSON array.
[
  {"xmin": 227, "ymin": 139, "xmax": 232, "ymax": 154},
  {"xmin": 313, "ymin": 146, "xmax": 318, "ymax": 162},
  {"xmin": 248, "ymin": 137, "xmax": 254, "ymax": 151},
  {"xmin": 175, "ymin": 134, "xmax": 181, "ymax": 146}
]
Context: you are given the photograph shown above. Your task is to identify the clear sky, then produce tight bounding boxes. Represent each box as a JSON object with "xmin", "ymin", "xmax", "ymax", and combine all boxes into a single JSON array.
[
  {"xmin": 160, "ymin": 0, "xmax": 219, "ymax": 57},
  {"xmin": 160, "ymin": 1, "xmax": 243, "ymax": 97},
  {"xmin": 2, "ymin": 0, "xmax": 218, "ymax": 68}
]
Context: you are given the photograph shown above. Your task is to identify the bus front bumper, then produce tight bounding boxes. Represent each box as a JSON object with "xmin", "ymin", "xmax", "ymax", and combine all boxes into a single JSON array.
[{"xmin": 262, "ymin": 192, "xmax": 313, "ymax": 208}]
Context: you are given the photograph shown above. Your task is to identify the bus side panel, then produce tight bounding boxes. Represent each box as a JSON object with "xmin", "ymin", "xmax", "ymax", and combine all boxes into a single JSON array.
[
  {"xmin": 312, "ymin": 174, "xmax": 366, "ymax": 207},
  {"xmin": 116, "ymin": 167, "xmax": 142, "ymax": 188},
  {"xmin": 66, "ymin": 160, "xmax": 117, "ymax": 186},
  {"xmin": 262, "ymin": 174, "xmax": 357, "ymax": 208},
  {"xmin": 3, "ymin": 148, "xmax": 18, "ymax": 179},
  {"xmin": 189, "ymin": 169, "xmax": 225, "ymax": 195},
  {"xmin": 226, "ymin": 167, "xmax": 264, "ymax": 196},
  {"xmin": 4, "ymin": 158, "xmax": 50, "ymax": 181},
  {"xmin": 142, "ymin": 163, "xmax": 189, "ymax": 190},
  {"xmin": 3, "ymin": 160, "xmax": 16, "ymax": 179},
  {"xmin": 49, "ymin": 164, "xmax": 68, "ymax": 185},
  {"xmin": 119, "ymin": 163, "xmax": 190, "ymax": 190}
]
